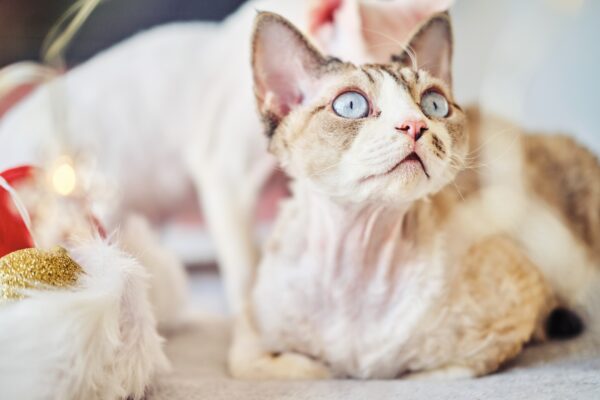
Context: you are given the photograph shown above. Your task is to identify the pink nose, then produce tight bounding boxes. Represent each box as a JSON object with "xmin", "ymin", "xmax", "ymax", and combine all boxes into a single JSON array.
[{"xmin": 395, "ymin": 120, "xmax": 428, "ymax": 141}]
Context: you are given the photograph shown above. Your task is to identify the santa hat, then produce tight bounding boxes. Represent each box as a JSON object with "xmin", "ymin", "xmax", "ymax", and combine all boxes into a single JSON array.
[{"xmin": 0, "ymin": 166, "xmax": 35, "ymax": 258}]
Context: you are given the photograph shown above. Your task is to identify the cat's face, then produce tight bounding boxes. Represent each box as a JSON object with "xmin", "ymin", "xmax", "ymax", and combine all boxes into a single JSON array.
[{"xmin": 253, "ymin": 12, "xmax": 468, "ymax": 204}]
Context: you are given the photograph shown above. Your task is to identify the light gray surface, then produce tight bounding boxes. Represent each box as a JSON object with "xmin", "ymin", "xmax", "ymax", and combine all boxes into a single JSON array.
[{"xmin": 150, "ymin": 313, "xmax": 600, "ymax": 400}]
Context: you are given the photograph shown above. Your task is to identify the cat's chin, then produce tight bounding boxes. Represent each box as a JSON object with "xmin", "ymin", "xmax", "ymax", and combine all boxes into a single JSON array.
[
  {"xmin": 322, "ymin": 178, "xmax": 431, "ymax": 206},
  {"xmin": 360, "ymin": 155, "xmax": 429, "ymax": 185},
  {"xmin": 358, "ymin": 170, "xmax": 431, "ymax": 204},
  {"xmin": 311, "ymin": 165, "xmax": 451, "ymax": 205}
]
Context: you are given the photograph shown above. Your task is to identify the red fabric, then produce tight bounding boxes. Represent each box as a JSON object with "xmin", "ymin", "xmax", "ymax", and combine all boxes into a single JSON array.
[
  {"xmin": 0, "ymin": 79, "xmax": 41, "ymax": 257},
  {"xmin": 0, "ymin": 166, "xmax": 35, "ymax": 258},
  {"xmin": 308, "ymin": 0, "xmax": 343, "ymax": 34}
]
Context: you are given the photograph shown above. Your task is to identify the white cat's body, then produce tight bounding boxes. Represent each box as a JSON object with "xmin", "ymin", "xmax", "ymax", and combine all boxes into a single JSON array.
[
  {"xmin": 0, "ymin": 0, "xmax": 452, "ymax": 315},
  {"xmin": 0, "ymin": 0, "xmax": 303, "ymax": 312},
  {"xmin": 0, "ymin": 10, "xmax": 266, "ymax": 222}
]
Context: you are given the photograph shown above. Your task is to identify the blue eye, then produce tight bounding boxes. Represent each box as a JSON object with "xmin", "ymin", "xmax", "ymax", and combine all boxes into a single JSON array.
[
  {"xmin": 332, "ymin": 91, "xmax": 370, "ymax": 119},
  {"xmin": 420, "ymin": 91, "xmax": 449, "ymax": 118}
]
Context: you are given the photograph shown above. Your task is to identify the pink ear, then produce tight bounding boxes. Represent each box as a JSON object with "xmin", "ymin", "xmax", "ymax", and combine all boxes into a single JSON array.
[{"xmin": 253, "ymin": 12, "xmax": 327, "ymax": 123}]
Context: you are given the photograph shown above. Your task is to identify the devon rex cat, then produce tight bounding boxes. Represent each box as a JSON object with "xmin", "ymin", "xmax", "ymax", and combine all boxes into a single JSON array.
[{"xmin": 229, "ymin": 11, "xmax": 600, "ymax": 379}]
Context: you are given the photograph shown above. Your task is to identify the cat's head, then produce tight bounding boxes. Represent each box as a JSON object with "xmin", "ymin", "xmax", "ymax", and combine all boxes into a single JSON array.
[{"xmin": 252, "ymin": 11, "xmax": 468, "ymax": 204}]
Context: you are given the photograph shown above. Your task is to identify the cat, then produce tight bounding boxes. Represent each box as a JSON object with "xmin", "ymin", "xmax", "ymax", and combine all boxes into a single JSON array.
[
  {"xmin": 229, "ymin": 10, "xmax": 600, "ymax": 379},
  {"xmin": 0, "ymin": 0, "xmax": 452, "ymax": 317}
]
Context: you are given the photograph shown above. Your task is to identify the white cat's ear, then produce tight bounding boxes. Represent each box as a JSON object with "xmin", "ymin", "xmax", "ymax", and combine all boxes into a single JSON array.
[
  {"xmin": 252, "ymin": 12, "xmax": 328, "ymax": 135},
  {"xmin": 393, "ymin": 12, "xmax": 453, "ymax": 87}
]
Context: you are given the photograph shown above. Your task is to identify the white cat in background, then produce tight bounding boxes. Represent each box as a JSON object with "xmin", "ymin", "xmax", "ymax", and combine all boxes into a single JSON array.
[{"xmin": 0, "ymin": 0, "xmax": 452, "ymax": 316}]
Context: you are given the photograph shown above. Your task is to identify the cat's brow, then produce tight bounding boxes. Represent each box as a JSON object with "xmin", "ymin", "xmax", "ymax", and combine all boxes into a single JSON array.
[
  {"xmin": 363, "ymin": 64, "xmax": 384, "ymax": 77},
  {"xmin": 360, "ymin": 67, "xmax": 376, "ymax": 84},
  {"xmin": 308, "ymin": 104, "xmax": 327, "ymax": 117},
  {"xmin": 377, "ymin": 65, "xmax": 408, "ymax": 89},
  {"xmin": 399, "ymin": 69, "xmax": 413, "ymax": 84}
]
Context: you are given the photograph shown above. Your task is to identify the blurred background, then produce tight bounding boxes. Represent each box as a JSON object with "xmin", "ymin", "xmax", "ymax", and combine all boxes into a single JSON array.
[
  {"xmin": 0, "ymin": 0, "xmax": 245, "ymax": 66},
  {"xmin": 1, "ymin": 0, "xmax": 598, "ymax": 153}
]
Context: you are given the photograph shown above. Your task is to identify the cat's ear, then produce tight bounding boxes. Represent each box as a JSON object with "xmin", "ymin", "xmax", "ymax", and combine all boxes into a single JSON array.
[
  {"xmin": 392, "ymin": 12, "xmax": 453, "ymax": 87},
  {"xmin": 252, "ymin": 12, "xmax": 328, "ymax": 133}
]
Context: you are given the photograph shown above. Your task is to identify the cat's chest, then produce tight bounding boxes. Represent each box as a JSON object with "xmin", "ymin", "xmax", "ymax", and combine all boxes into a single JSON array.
[{"xmin": 252, "ymin": 209, "xmax": 448, "ymax": 378}]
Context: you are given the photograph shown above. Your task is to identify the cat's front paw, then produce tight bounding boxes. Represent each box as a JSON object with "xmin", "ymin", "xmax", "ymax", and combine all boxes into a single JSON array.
[
  {"xmin": 231, "ymin": 352, "xmax": 331, "ymax": 380},
  {"xmin": 404, "ymin": 365, "xmax": 476, "ymax": 381}
]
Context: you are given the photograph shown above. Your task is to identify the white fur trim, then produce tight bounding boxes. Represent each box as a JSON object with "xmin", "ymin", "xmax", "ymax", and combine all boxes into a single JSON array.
[{"xmin": 0, "ymin": 239, "xmax": 169, "ymax": 400}]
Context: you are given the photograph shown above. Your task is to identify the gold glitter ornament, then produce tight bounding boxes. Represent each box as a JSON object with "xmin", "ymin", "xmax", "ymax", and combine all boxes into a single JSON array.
[{"xmin": 0, "ymin": 246, "xmax": 82, "ymax": 302}]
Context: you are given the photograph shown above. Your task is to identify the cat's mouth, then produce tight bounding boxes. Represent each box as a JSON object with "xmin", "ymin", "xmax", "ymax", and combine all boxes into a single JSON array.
[
  {"xmin": 361, "ymin": 152, "xmax": 430, "ymax": 182},
  {"xmin": 403, "ymin": 152, "xmax": 428, "ymax": 171},
  {"xmin": 394, "ymin": 152, "xmax": 430, "ymax": 178}
]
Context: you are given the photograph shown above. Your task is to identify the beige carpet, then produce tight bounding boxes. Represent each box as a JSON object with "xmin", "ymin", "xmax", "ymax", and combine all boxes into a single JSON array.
[{"xmin": 149, "ymin": 314, "xmax": 600, "ymax": 400}]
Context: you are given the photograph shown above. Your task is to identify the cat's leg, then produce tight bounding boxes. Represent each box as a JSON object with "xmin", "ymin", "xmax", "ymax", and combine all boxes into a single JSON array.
[
  {"xmin": 405, "ymin": 366, "xmax": 476, "ymax": 381},
  {"xmin": 192, "ymin": 167, "xmax": 261, "ymax": 317},
  {"xmin": 228, "ymin": 307, "xmax": 331, "ymax": 380},
  {"xmin": 445, "ymin": 235, "xmax": 555, "ymax": 377},
  {"xmin": 188, "ymin": 135, "xmax": 281, "ymax": 315},
  {"xmin": 404, "ymin": 235, "xmax": 551, "ymax": 381}
]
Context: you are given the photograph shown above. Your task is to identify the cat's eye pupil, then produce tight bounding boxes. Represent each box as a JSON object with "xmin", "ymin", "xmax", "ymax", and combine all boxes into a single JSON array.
[{"xmin": 332, "ymin": 91, "xmax": 369, "ymax": 119}]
